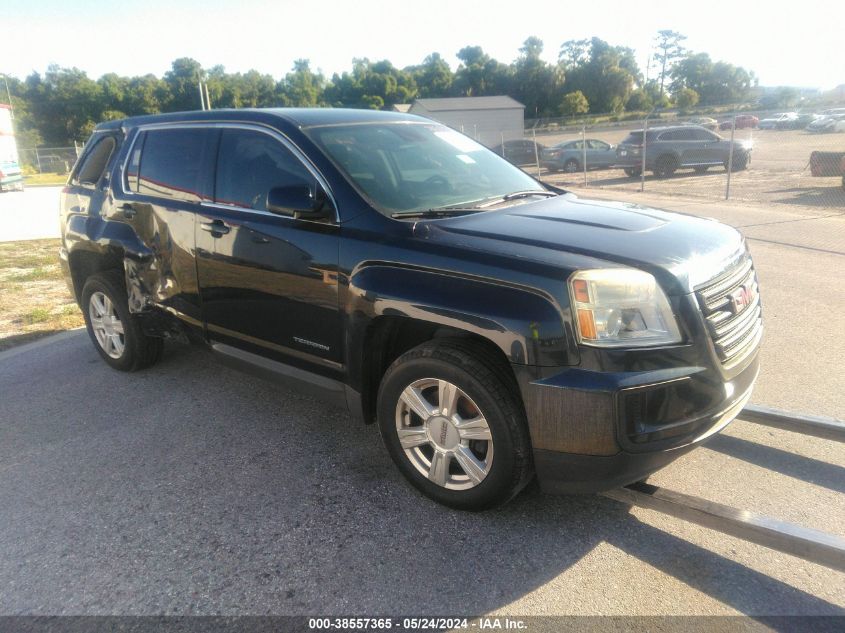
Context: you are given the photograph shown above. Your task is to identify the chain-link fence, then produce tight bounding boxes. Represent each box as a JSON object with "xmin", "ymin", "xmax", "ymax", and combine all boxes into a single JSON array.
[
  {"xmin": 475, "ymin": 109, "xmax": 845, "ymax": 209},
  {"xmin": 18, "ymin": 146, "xmax": 81, "ymax": 175}
]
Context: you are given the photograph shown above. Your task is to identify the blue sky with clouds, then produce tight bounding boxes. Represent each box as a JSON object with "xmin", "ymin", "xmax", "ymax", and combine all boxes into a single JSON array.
[{"xmin": 4, "ymin": 0, "xmax": 842, "ymax": 89}]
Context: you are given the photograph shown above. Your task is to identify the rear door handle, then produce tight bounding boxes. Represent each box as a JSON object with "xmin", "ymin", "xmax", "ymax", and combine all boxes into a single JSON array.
[{"xmin": 200, "ymin": 220, "xmax": 230, "ymax": 236}]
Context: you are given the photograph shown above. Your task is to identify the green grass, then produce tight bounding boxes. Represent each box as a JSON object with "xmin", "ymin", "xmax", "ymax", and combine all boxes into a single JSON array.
[
  {"xmin": 0, "ymin": 240, "xmax": 62, "ymax": 270},
  {"xmin": 5, "ymin": 267, "xmax": 57, "ymax": 282},
  {"xmin": 24, "ymin": 308, "xmax": 51, "ymax": 324},
  {"xmin": 23, "ymin": 172, "xmax": 68, "ymax": 186},
  {"xmin": 0, "ymin": 238, "xmax": 86, "ymax": 350}
]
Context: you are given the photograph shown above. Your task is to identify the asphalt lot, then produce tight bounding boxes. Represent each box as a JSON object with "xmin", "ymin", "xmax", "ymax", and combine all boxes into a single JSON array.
[{"xmin": 0, "ymin": 192, "xmax": 843, "ymax": 616}]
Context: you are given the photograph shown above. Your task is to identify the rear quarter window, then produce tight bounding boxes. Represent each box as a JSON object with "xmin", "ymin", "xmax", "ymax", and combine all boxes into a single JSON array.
[{"xmin": 72, "ymin": 136, "xmax": 118, "ymax": 186}]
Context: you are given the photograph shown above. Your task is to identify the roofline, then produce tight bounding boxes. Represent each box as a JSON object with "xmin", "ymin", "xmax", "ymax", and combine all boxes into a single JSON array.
[
  {"xmin": 413, "ymin": 106, "xmax": 526, "ymax": 112},
  {"xmin": 93, "ymin": 108, "xmax": 424, "ymax": 132}
]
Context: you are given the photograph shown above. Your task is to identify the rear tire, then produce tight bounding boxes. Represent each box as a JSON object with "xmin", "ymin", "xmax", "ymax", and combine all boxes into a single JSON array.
[
  {"xmin": 623, "ymin": 167, "xmax": 642, "ymax": 178},
  {"xmin": 653, "ymin": 155, "xmax": 677, "ymax": 178},
  {"xmin": 81, "ymin": 270, "xmax": 163, "ymax": 372},
  {"xmin": 377, "ymin": 340, "xmax": 533, "ymax": 511}
]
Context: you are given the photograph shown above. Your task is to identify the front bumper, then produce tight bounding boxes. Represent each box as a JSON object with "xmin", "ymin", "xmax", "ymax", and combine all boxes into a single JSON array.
[{"xmin": 517, "ymin": 351, "xmax": 759, "ymax": 494}]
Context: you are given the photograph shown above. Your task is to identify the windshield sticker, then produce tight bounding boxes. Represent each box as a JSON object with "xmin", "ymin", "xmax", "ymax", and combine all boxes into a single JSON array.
[{"xmin": 435, "ymin": 130, "xmax": 484, "ymax": 153}]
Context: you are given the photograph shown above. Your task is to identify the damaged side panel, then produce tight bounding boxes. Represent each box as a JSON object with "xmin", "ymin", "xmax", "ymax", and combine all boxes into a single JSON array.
[
  {"xmin": 104, "ymin": 126, "xmax": 218, "ymax": 336},
  {"xmin": 118, "ymin": 204, "xmax": 201, "ymax": 327}
]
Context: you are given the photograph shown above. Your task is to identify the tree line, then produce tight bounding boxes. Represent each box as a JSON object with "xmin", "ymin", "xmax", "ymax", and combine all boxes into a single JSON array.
[{"xmin": 4, "ymin": 31, "xmax": 757, "ymax": 146}]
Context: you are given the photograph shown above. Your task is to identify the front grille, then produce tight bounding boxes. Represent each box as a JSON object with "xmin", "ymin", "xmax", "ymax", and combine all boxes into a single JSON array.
[{"xmin": 695, "ymin": 254, "xmax": 762, "ymax": 367}]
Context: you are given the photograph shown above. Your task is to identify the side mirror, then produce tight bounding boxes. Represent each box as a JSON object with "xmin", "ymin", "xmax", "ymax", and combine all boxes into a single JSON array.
[{"xmin": 266, "ymin": 184, "xmax": 332, "ymax": 220}]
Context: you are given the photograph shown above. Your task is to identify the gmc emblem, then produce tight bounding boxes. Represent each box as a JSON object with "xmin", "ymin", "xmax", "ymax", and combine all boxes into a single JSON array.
[{"xmin": 729, "ymin": 284, "xmax": 756, "ymax": 314}]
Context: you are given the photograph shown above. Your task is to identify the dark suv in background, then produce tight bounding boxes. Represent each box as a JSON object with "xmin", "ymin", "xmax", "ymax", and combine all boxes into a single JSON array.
[
  {"xmin": 60, "ymin": 109, "xmax": 762, "ymax": 510},
  {"xmin": 616, "ymin": 125, "xmax": 752, "ymax": 178}
]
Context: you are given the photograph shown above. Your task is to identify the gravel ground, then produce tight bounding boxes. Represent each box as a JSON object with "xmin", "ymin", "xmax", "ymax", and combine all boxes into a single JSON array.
[{"xmin": 530, "ymin": 127, "xmax": 845, "ymax": 208}]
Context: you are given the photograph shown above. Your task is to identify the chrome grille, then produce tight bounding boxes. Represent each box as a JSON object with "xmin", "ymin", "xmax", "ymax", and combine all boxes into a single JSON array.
[{"xmin": 695, "ymin": 254, "xmax": 762, "ymax": 366}]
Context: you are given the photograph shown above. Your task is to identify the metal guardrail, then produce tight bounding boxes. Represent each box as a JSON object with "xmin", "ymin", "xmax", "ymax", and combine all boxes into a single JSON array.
[
  {"xmin": 602, "ymin": 405, "xmax": 845, "ymax": 573},
  {"xmin": 739, "ymin": 404, "xmax": 845, "ymax": 443}
]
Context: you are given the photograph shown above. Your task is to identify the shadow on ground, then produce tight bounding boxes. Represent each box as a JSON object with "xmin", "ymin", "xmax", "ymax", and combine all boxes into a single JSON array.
[{"xmin": 771, "ymin": 185, "xmax": 845, "ymax": 208}]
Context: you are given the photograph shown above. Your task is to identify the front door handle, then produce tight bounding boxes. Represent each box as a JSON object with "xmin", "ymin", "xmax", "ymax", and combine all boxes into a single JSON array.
[{"xmin": 200, "ymin": 220, "xmax": 230, "ymax": 236}]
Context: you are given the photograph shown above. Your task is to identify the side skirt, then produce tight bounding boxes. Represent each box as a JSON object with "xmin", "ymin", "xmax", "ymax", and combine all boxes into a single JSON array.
[{"xmin": 210, "ymin": 342, "xmax": 349, "ymax": 410}]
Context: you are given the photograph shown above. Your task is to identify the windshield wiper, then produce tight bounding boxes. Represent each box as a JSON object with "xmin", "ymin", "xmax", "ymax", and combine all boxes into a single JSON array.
[
  {"xmin": 504, "ymin": 190, "xmax": 558, "ymax": 200},
  {"xmin": 391, "ymin": 190, "xmax": 560, "ymax": 219},
  {"xmin": 390, "ymin": 208, "xmax": 484, "ymax": 219},
  {"xmin": 474, "ymin": 190, "xmax": 558, "ymax": 208}
]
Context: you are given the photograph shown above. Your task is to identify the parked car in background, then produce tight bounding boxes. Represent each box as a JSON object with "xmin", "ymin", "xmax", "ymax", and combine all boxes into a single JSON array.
[
  {"xmin": 779, "ymin": 113, "xmax": 816, "ymax": 130},
  {"xmin": 615, "ymin": 125, "xmax": 752, "ymax": 178},
  {"xmin": 540, "ymin": 139, "xmax": 616, "ymax": 172},
  {"xmin": 36, "ymin": 154, "xmax": 72, "ymax": 173},
  {"xmin": 719, "ymin": 114, "xmax": 759, "ymax": 130},
  {"xmin": 59, "ymin": 108, "xmax": 763, "ymax": 509},
  {"xmin": 686, "ymin": 117, "xmax": 719, "ymax": 130},
  {"xmin": 490, "ymin": 139, "xmax": 545, "ymax": 166},
  {"xmin": 758, "ymin": 112, "xmax": 798, "ymax": 129},
  {"xmin": 807, "ymin": 114, "xmax": 845, "ymax": 133},
  {"xmin": 817, "ymin": 108, "xmax": 845, "ymax": 117}
]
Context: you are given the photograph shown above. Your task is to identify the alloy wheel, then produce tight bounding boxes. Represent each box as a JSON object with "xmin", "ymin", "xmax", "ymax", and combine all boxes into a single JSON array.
[
  {"xmin": 88, "ymin": 291, "xmax": 125, "ymax": 359},
  {"xmin": 395, "ymin": 378, "xmax": 494, "ymax": 490}
]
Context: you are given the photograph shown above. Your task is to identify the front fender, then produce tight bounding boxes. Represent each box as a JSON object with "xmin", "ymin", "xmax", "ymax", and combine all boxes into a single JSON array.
[{"xmin": 346, "ymin": 263, "xmax": 578, "ymax": 369}]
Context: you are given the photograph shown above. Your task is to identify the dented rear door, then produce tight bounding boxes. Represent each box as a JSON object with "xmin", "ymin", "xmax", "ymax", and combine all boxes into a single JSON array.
[{"xmin": 112, "ymin": 126, "xmax": 217, "ymax": 330}]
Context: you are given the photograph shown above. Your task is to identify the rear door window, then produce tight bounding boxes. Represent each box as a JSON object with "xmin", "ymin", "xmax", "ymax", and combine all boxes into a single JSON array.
[
  {"xmin": 660, "ymin": 129, "xmax": 695, "ymax": 141},
  {"xmin": 691, "ymin": 128, "xmax": 719, "ymax": 142},
  {"xmin": 137, "ymin": 128, "xmax": 215, "ymax": 202}
]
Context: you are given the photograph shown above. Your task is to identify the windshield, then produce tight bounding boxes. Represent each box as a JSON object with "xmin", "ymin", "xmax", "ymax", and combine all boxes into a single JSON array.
[{"xmin": 305, "ymin": 122, "xmax": 544, "ymax": 215}]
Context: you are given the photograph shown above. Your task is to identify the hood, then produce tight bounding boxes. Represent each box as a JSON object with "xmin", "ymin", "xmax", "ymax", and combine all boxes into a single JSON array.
[{"xmin": 425, "ymin": 195, "xmax": 744, "ymax": 295}]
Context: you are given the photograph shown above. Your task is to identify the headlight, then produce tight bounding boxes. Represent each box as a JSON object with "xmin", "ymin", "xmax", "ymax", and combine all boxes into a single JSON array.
[{"xmin": 568, "ymin": 269, "xmax": 682, "ymax": 347}]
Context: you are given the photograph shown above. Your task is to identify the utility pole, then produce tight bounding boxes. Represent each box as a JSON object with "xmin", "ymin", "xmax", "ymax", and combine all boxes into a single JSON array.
[{"xmin": 198, "ymin": 78, "xmax": 206, "ymax": 111}]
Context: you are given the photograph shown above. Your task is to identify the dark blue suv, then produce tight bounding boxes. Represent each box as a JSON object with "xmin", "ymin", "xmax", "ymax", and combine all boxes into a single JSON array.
[
  {"xmin": 616, "ymin": 125, "xmax": 752, "ymax": 178},
  {"xmin": 60, "ymin": 109, "xmax": 762, "ymax": 509}
]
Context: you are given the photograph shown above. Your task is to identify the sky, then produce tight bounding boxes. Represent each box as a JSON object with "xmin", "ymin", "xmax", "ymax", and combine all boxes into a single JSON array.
[{"xmin": 3, "ymin": 0, "xmax": 843, "ymax": 90}]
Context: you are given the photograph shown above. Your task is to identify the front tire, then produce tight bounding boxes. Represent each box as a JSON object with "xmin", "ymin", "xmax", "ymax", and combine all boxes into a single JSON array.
[
  {"xmin": 563, "ymin": 159, "xmax": 580, "ymax": 173},
  {"xmin": 623, "ymin": 167, "xmax": 642, "ymax": 178},
  {"xmin": 377, "ymin": 341, "xmax": 533, "ymax": 510},
  {"xmin": 726, "ymin": 152, "xmax": 749, "ymax": 172},
  {"xmin": 81, "ymin": 271, "xmax": 163, "ymax": 371}
]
